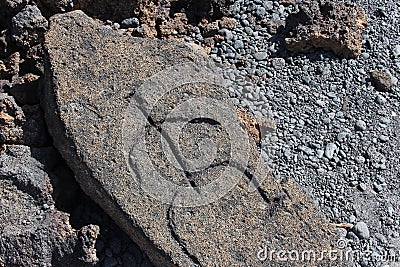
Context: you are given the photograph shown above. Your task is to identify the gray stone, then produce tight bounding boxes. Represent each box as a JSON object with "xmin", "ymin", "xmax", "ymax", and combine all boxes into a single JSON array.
[
  {"xmin": 394, "ymin": 45, "xmax": 400, "ymax": 58},
  {"xmin": 352, "ymin": 221, "xmax": 370, "ymax": 239},
  {"xmin": 375, "ymin": 95, "xmax": 387, "ymax": 105},
  {"xmin": 379, "ymin": 135, "xmax": 389, "ymax": 143},
  {"xmin": 121, "ymin": 17, "xmax": 140, "ymax": 29},
  {"xmin": 234, "ymin": 39, "xmax": 244, "ymax": 49},
  {"xmin": 355, "ymin": 120, "xmax": 367, "ymax": 131},
  {"xmin": 358, "ymin": 183, "xmax": 367, "ymax": 192},
  {"xmin": 264, "ymin": 1, "xmax": 273, "ymax": 10},
  {"xmin": 218, "ymin": 29, "xmax": 233, "ymax": 41},
  {"xmin": 254, "ymin": 51, "xmax": 268, "ymax": 61},
  {"xmin": 11, "ymin": 5, "xmax": 48, "ymax": 48},
  {"xmin": 346, "ymin": 231, "xmax": 360, "ymax": 243},
  {"xmin": 271, "ymin": 57, "xmax": 285, "ymax": 69},
  {"xmin": 0, "ymin": 145, "xmax": 99, "ymax": 266},
  {"xmin": 337, "ymin": 132, "xmax": 348, "ymax": 142},
  {"xmin": 255, "ymin": 6, "xmax": 266, "ymax": 17},
  {"xmin": 355, "ymin": 156, "xmax": 365, "ymax": 164},
  {"xmin": 325, "ymin": 143, "xmax": 337, "ymax": 159},
  {"xmin": 42, "ymin": 11, "xmax": 342, "ymax": 267}
]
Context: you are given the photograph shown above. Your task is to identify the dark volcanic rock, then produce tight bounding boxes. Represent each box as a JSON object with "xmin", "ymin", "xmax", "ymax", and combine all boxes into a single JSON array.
[
  {"xmin": 0, "ymin": 93, "xmax": 49, "ymax": 147},
  {"xmin": 285, "ymin": 0, "xmax": 367, "ymax": 58},
  {"xmin": 11, "ymin": 5, "xmax": 48, "ymax": 49},
  {"xmin": 0, "ymin": 29, "xmax": 11, "ymax": 58},
  {"xmin": 0, "ymin": 0, "xmax": 28, "ymax": 27},
  {"xmin": 73, "ymin": 0, "xmax": 136, "ymax": 21},
  {"xmin": 35, "ymin": 0, "xmax": 72, "ymax": 16},
  {"xmin": 21, "ymin": 104, "xmax": 50, "ymax": 147},
  {"xmin": 5, "ymin": 73, "xmax": 41, "ymax": 105},
  {"xmin": 0, "ymin": 93, "xmax": 24, "ymax": 145},
  {"xmin": 0, "ymin": 52, "xmax": 19, "ymax": 80},
  {"xmin": 0, "ymin": 145, "xmax": 99, "ymax": 267},
  {"xmin": 43, "ymin": 11, "xmax": 346, "ymax": 267}
]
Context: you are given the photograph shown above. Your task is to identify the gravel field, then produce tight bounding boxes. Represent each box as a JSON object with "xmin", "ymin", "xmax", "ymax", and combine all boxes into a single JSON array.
[{"xmin": 210, "ymin": 0, "xmax": 400, "ymax": 266}]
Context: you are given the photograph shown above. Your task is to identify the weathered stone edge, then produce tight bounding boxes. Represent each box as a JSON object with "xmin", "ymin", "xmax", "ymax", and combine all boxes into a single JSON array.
[{"xmin": 41, "ymin": 13, "xmax": 175, "ymax": 267}]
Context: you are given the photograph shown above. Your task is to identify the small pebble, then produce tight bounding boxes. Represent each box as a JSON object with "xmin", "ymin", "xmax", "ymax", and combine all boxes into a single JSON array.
[
  {"xmin": 379, "ymin": 135, "xmax": 390, "ymax": 142},
  {"xmin": 375, "ymin": 95, "xmax": 387, "ymax": 105},
  {"xmin": 394, "ymin": 44, "xmax": 400, "ymax": 57},
  {"xmin": 355, "ymin": 120, "xmax": 367, "ymax": 131},
  {"xmin": 234, "ymin": 40, "xmax": 244, "ymax": 49},
  {"xmin": 121, "ymin": 17, "xmax": 139, "ymax": 28},
  {"xmin": 254, "ymin": 51, "xmax": 268, "ymax": 61},
  {"xmin": 355, "ymin": 156, "xmax": 365, "ymax": 164},
  {"xmin": 352, "ymin": 221, "xmax": 370, "ymax": 239},
  {"xmin": 324, "ymin": 143, "xmax": 337, "ymax": 159},
  {"xmin": 358, "ymin": 183, "xmax": 367, "ymax": 192}
]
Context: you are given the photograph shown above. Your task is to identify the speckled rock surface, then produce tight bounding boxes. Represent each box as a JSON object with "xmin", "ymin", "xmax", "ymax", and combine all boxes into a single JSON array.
[
  {"xmin": 42, "ymin": 11, "xmax": 348, "ymax": 267},
  {"xmin": 285, "ymin": 0, "xmax": 367, "ymax": 58},
  {"xmin": 0, "ymin": 93, "xmax": 24, "ymax": 145},
  {"xmin": 0, "ymin": 145, "xmax": 99, "ymax": 267}
]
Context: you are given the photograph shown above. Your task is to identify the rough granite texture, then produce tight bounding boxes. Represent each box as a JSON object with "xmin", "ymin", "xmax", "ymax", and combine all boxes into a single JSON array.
[
  {"xmin": 42, "ymin": 11, "xmax": 349, "ymax": 266},
  {"xmin": 0, "ymin": 145, "xmax": 99, "ymax": 267},
  {"xmin": 285, "ymin": 0, "xmax": 367, "ymax": 58}
]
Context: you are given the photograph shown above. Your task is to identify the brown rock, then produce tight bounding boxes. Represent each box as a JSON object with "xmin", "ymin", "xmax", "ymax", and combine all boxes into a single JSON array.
[
  {"xmin": 213, "ymin": 34, "xmax": 224, "ymax": 43},
  {"xmin": 0, "ymin": 52, "xmax": 19, "ymax": 80},
  {"xmin": 202, "ymin": 21, "xmax": 219, "ymax": 37},
  {"xmin": 285, "ymin": 0, "xmax": 367, "ymax": 58},
  {"xmin": 370, "ymin": 71, "xmax": 395, "ymax": 92},
  {"xmin": 43, "ymin": 11, "xmax": 349, "ymax": 267},
  {"xmin": 236, "ymin": 107, "xmax": 261, "ymax": 143},
  {"xmin": 218, "ymin": 17, "xmax": 236, "ymax": 29},
  {"xmin": 158, "ymin": 13, "xmax": 189, "ymax": 37},
  {"xmin": 0, "ymin": 93, "xmax": 25, "ymax": 145},
  {"xmin": 137, "ymin": 0, "xmax": 234, "ymax": 39}
]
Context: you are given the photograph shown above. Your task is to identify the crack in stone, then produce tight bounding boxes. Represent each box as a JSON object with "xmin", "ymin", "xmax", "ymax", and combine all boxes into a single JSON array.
[
  {"xmin": 242, "ymin": 168, "xmax": 287, "ymax": 217},
  {"xmin": 133, "ymin": 98, "xmax": 233, "ymax": 192},
  {"xmin": 167, "ymin": 204, "xmax": 201, "ymax": 267}
]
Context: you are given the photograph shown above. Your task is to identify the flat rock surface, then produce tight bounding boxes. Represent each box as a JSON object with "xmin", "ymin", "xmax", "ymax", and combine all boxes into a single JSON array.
[{"xmin": 43, "ymin": 11, "xmax": 348, "ymax": 266}]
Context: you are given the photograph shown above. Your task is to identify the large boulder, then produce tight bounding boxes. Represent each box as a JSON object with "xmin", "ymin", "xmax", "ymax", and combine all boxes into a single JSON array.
[
  {"xmin": 0, "ymin": 145, "xmax": 99, "ymax": 266},
  {"xmin": 42, "ymin": 11, "xmax": 347, "ymax": 266}
]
